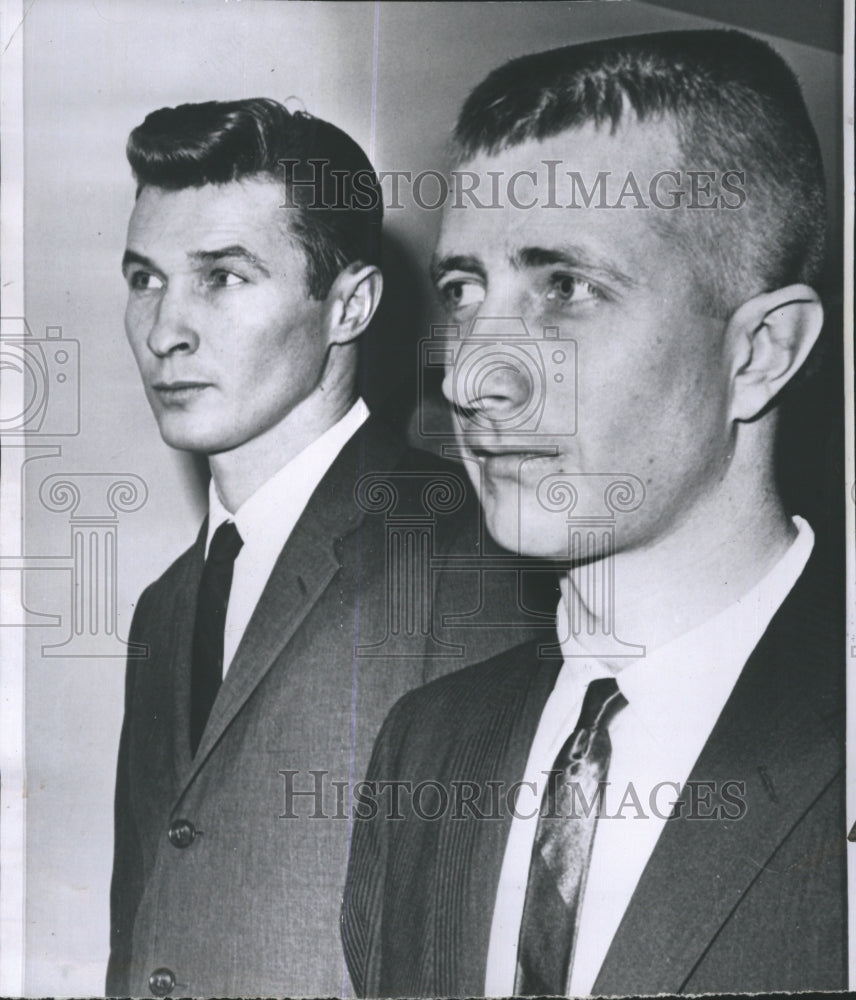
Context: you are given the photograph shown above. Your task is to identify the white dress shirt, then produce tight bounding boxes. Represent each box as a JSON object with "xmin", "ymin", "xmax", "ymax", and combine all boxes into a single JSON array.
[
  {"xmin": 206, "ymin": 398, "xmax": 370, "ymax": 676},
  {"xmin": 484, "ymin": 517, "xmax": 814, "ymax": 996}
]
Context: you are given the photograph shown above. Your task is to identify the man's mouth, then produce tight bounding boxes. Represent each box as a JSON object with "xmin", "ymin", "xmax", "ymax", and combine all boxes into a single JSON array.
[
  {"xmin": 151, "ymin": 381, "xmax": 212, "ymax": 403},
  {"xmin": 465, "ymin": 441, "xmax": 559, "ymax": 478}
]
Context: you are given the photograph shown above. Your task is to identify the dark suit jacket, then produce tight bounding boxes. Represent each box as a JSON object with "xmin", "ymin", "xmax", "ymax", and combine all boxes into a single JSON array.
[
  {"xmin": 343, "ymin": 540, "xmax": 847, "ymax": 995},
  {"xmin": 107, "ymin": 416, "xmax": 553, "ymax": 998}
]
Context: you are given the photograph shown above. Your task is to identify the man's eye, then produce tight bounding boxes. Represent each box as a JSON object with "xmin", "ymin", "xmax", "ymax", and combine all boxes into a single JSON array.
[
  {"xmin": 207, "ymin": 270, "xmax": 246, "ymax": 288},
  {"xmin": 545, "ymin": 274, "xmax": 600, "ymax": 304},
  {"xmin": 438, "ymin": 279, "xmax": 485, "ymax": 312},
  {"xmin": 128, "ymin": 271, "xmax": 164, "ymax": 292}
]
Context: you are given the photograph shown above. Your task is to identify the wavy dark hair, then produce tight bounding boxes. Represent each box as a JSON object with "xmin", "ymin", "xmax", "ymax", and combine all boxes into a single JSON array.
[{"xmin": 127, "ymin": 97, "xmax": 382, "ymax": 299}]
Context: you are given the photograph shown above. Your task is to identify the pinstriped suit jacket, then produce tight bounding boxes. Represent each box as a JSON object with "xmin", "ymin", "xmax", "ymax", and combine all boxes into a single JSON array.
[{"xmin": 343, "ymin": 539, "xmax": 847, "ymax": 996}]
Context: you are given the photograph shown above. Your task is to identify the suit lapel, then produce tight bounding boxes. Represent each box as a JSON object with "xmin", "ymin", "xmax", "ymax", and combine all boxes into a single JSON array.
[
  {"xmin": 170, "ymin": 521, "xmax": 207, "ymax": 782},
  {"xmin": 594, "ymin": 546, "xmax": 844, "ymax": 994},
  {"xmin": 445, "ymin": 641, "xmax": 563, "ymax": 995},
  {"xmin": 176, "ymin": 416, "xmax": 408, "ymax": 794}
]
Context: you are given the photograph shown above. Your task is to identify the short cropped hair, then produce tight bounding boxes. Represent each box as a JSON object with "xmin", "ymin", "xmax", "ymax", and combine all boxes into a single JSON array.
[
  {"xmin": 452, "ymin": 30, "xmax": 827, "ymax": 317},
  {"xmin": 127, "ymin": 97, "xmax": 382, "ymax": 299}
]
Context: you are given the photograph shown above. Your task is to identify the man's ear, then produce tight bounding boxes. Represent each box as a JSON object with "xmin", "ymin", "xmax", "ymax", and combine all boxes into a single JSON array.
[
  {"xmin": 727, "ymin": 283, "xmax": 823, "ymax": 422},
  {"xmin": 326, "ymin": 264, "xmax": 383, "ymax": 345}
]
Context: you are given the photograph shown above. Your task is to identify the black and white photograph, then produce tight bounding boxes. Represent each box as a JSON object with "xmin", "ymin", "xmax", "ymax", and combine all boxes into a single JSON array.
[{"xmin": 0, "ymin": 1, "xmax": 852, "ymax": 997}]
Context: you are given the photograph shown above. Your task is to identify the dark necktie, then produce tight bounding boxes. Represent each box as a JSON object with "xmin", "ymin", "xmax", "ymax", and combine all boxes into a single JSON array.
[
  {"xmin": 190, "ymin": 520, "xmax": 243, "ymax": 756},
  {"xmin": 514, "ymin": 676, "xmax": 627, "ymax": 996}
]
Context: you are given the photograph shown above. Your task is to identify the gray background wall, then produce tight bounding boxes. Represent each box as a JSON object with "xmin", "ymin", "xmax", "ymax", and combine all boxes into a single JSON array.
[{"xmin": 19, "ymin": 1, "xmax": 842, "ymax": 993}]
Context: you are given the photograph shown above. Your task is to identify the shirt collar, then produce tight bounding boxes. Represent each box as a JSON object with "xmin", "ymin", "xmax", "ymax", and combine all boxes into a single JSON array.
[
  {"xmin": 206, "ymin": 398, "xmax": 370, "ymax": 556},
  {"xmin": 555, "ymin": 516, "xmax": 814, "ymax": 747}
]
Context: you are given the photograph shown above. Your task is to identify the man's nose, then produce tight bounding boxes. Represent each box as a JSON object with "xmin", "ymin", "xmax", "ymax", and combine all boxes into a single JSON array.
[
  {"xmin": 441, "ymin": 316, "xmax": 542, "ymax": 425},
  {"xmin": 146, "ymin": 287, "xmax": 200, "ymax": 358}
]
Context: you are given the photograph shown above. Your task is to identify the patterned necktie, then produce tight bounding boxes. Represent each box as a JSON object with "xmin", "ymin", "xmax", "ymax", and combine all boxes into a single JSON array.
[
  {"xmin": 514, "ymin": 676, "xmax": 627, "ymax": 996},
  {"xmin": 190, "ymin": 520, "xmax": 243, "ymax": 756}
]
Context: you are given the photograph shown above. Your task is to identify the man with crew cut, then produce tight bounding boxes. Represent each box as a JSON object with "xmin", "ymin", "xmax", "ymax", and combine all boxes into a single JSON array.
[{"xmin": 343, "ymin": 30, "xmax": 846, "ymax": 995}]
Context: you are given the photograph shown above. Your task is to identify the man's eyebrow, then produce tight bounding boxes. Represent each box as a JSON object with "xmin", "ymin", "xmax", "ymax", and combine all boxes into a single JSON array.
[
  {"xmin": 121, "ymin": 249, "xmax": 159, "ymax": 276},
  {"xmin": 430, "ymin": 254, "xmax": 487, "ymax": 285},
  {"xmin": 515, "ymin": 246, "xmax": 638, "ymax": 289},
  {"xmin": 188, "ymin": 245, "xmax": 271, "ymax": 276}
]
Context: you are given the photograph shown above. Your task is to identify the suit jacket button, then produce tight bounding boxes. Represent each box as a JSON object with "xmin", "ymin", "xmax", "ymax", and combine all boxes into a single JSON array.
[
  {"xmin": 148, "ymin": 967, "xmax": 175, "ymax": 996},
  {"xmin": 167, "ymin": 819, "xmax": 196, "ymax": 848}
]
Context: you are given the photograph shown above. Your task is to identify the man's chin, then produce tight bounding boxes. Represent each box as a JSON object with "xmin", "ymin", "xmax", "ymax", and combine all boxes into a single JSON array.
[
  {"xmin": 483, "ymin": 503, "xmax": 565, "ymax": 559},
  {"xmin": 475, "ymin": 489, "xmax": 509, "ymax": 546},
  {"xmin": 155, "ymin": 421, "xmax": 220, "ymax": 455}
]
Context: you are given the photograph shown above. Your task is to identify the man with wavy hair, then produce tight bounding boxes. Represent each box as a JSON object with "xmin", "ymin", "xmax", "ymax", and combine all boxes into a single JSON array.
[{"xmin": 108, "ymin": 98, "xmax": 542, "ymax": 997}]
